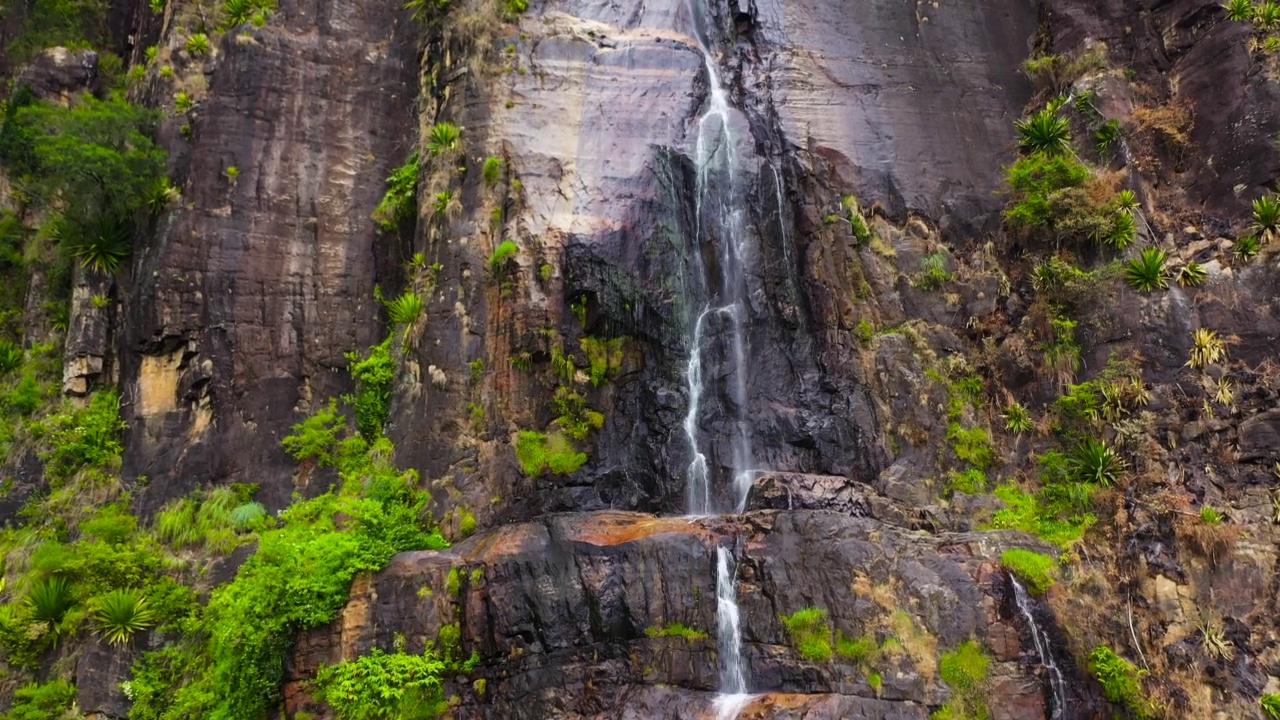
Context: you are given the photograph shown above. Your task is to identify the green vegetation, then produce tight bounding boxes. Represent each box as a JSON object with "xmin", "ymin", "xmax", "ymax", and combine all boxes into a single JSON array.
[
  {"xmin": 1235, "ymin": 234, "xmax": 1261, "ymax": 262},
  {"xmin": 1067, "ymin": 438, "xmax": 1125, "ymax": 486},
  {"xmin": 1253, "ymin": 192, "xmax": 1280, "ymax": 242},
  {"xmin": 835, "ymin": 633, "xmax": 877, "ymax": 664},
  {"xmin": 1123, "ymin": 246, "xmax": 1168, "ymax": 291},
  {"xmin": 482, "ymin": 156, "xmax": 502, "ymax": 185},
  {"xmin": 312, "ymin": 648, "xmax": 448, "ymax": 720},
  {"xmin": 4, "ymin": 679, "xmax": 77, "ymax": 720},
  {"xmin": 1225, "ymin": 0, "xmax": 1254, "ymax": 21},
  {"xmin": 913, "ymin": 252, "xmax": 953, "ymax": 290},
  {"xmin": 550, "ymin": 386, "xmax": 604, "ymax": 440},
  {"xmin": 781, "ymin": 607, "xmax": 833, "ymax": 662},
  {"xmin": 488, "ymin": 240, "xmax": 518, "ymax": 275},
  {"xmin": 1088, "ymin": 646, "xmax": 1156, "ymax": 719},
  {"xmin": 1176, "ymin": 260, "xmax": 1207, "ymax": 287},
  {"xmin": 384, "ymin": 291, "xmax": 423, "ymax": 326},
  {"xmin": 281, "ymin": 398, "xmax": 344, "ymax": 467},
  {"xmin": 185, "ymin": 33, "xmax": 211, "ymax": 54},
  {"xmin": 580, "ymin": 336, "xmax": 624, "ymax": 386},
  {"xmin": 94, "ymin": 588, "xmax": 155, "ymax": 644},
  {"xmin": 946, "ymin": 422, "xmax": 992, "ymax": 470},
  {"xmin": 1003, "ymin": 402, "xmax": 1033, "ymax": 433},
  {"xmin": 840, "ymin": 195, "xmax": 873, "ymax": 246},
  {"xmin": 223, "ymin": 0, "xmax": 276, "ymax": 26},
  {"xmin": 947, "ymin": 468, "xmax": 987, "ymax": 496},
  {"xmin": 1261, "ymin": 693, "xmax": 1280, "ymax": 719},
  {"xmin": 1187, "ymin": 328, "xmax": 1226, "ymax": 369},
  {"xmin": 345, "ymin": 338, "xmax": 396, "ymax": 441},
  {"xmin": 1015, "ymin": 107, "xmax": 1070, "ymax": 156},
  {"xmin": 932, "ymin": 640, "xmax": 990, "ymax": 720},
  {"xmin": 373, "ymin": 152, "xmax": 419, "ymax": 230},
  {"xmin": 1200, "ymin": 505, "xmax": 1225, "ymax": 524},
  {"xmin": 425, "ymin": 122, "xmax": 461, "ymax": 155},
  {"xmin": 645, "ymin": 622, "xmax": 707, "ymax": 641},
  {"xmin": 513, "ymin": 430, "xmax": 586, "ymax": 475},
  {"xmin": 174, "ymin": 92, "xmax": 193, "ymax": 113},
  {"xmin": 1000, "ymin": 549, "xmax": 1057, "ymax": 595}
]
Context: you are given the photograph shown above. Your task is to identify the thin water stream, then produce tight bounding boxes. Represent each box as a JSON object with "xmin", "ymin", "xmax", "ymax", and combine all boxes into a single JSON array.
[{"xmin": 1011, "ymin": 577, "xmax": 1067, "ymax": 718}]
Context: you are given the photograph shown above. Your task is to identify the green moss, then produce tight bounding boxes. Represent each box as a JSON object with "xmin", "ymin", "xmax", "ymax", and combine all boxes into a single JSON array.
[
  {"xmin": 835, "ymin": 633, "xmax": 877, "ymax": 665},
  {"xmin": 867, "ymin": 671, "xmax": 882, "ymax": 691},
  {"xmin": 985, "ymin": 482, "xmax": 1092, "ymax": 548},
  {"xmin": 579, "ymin": 336, "xmax": 625, "ymax": 386},
  {"xmin": 947, "ymin": 468, "xmax": 987, "ymax": 496},
  {"xmin": 645, "ymin": 622, "xmax": 707, "ymax": 641},
  {"xmin": 457, "ymin": 508, "xmax": 476, "ymax": 538},
  {"xmin": 445, "ymin": 568, "xmax": 461, "ymax": 596},
  {"xmin": 487, "ymin": 240, "xmax": 518, "ymax": 275},
  {"xmin": 781, "ymin": 607, "xmax": 833, "ymax": 662},
  {"xmin": 513, "ymin": 430, "xmax": 586, "ymax": 476},
  {"xmin": 946, "ymin": 422, "xmax": 993, "ymax": 470},
  {"xmin": 1000, "ymin": 548, "xmax": 1057, "ymax": 595},
  {"xmin": 933, "ymin": 640, "xmax": 990, "ymax": 720}
]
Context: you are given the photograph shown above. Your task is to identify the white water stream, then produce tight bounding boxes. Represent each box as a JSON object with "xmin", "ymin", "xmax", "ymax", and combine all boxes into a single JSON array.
[
  {"xmin": 714, "ymin": 546, "xmax": 754, "ymax": 719},
  {"xmin": 1011, "ymin": 577, "xmax": 1067, "ymax": 718}
]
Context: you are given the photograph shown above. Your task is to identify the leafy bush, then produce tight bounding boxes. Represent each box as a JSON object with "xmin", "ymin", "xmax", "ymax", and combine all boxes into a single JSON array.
[
  {"xmin": 781, "ymin": 607, "xmax": 832, "ymax": 662},
  {"xmin": 1088, "ymin": 646, "xmax": 1155, "ymax": 719},
  {"xmin": 947, "ymin": 468, "xmax": 987, "ymax": 496},
  {"xmin": 5, "ymin": 679, "xmax": 77, "ymax": 720},
  {"xmin": 1094, "ymin": 118, "xmax": 1122, "ymax": 155},
  {"xmin": 1123, "ymin": 246, "xmax": 1168, "ymax": 291},
  {"xmin": 1003, "ymin": 152, "xmax": 1089, "ymax": 233},
  {"xmin": 174, "ymin": 91, "xmax": 194, "ymax": 113},
  {"xmin": 425, "ymin": 122, "xmax": 460, "ymax": 155},
  {"xmin": 987, "ymin": 481, "xmax": 1093, "ymax": 548},
  {"xmin": 94, "ymin": 588, "xmax": 155, "ymax": 644},
  {"xmin": 1015, "ymin": 107, "xmax": 1071, "ymax": 156},
  {"xmin": 1000, "ymin": 548, "xmax": 1057, "ymax": 595},
  {"xmin": 282, "ymin": 398, "xmax": 344, "ymax": 467},
  {"xmin": 372, "ymin": 152, "xmax": 419, "ymax": 230},
  {"xmin": 384, "ymin": 291, "xmax": 423, "ymax": 326},
  {"xmin": 645, "ymin": 622, "xmax": 707, "ymax": 641},
  {"xmin": 345, "ymin": 339, "xmax": 396, "ymax": 441},
  {"xmin": 487, "ymin": 240, "xmax": 518, "ymax": 275},
  {"xmin": 38, "ymin": 390, "xmax": 125, "ymax": 480},
  {"xmin": 513, "ymin": 430, "xmax": 585, "ymax": 475},
  {"xmin": 1068, "ymin": 439, "xmax": 1125, "ymax": 485},
  {"xmin": 482, "ymin": 156, "xmax": 502, "ymax": 185},
  {"xmin": 313, "ymin": 648, "xmax": 448, "ymax": 720}
]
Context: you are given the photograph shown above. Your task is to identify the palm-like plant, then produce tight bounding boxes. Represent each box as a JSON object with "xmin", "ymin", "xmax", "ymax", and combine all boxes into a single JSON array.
[
  {"xmin": 70, "ymin": 217, "xmax": 132, "ymax": 274},
  {"xmin": 1015, "ymin": 107, "xmax": 1071, "ymax": 156},
  {"xmin": 94, "ymin": 589, "xmax": 155, "ymax": 644},
  {"xmin": 385, "ymin": 291, "xmax": 423, "ymax": 325},
  {"xmin": 1224, "ymin": 0, "xmax": 1254, "ymax": 20},
  {"xmin": 26, "ymin": 577, "xmax": 74, "ymax": 626},
  {"xmin": 1177, "ymin": 260, "xmax": 1208, "ymax": 287},
  {"xmin": 1123, "ymin": 246, "xmax": 1168, "ymax": 291},
  {"xmin": 1114, "ymin": 189, "xmax": 1138, "ymax": 212},
  {"xmin": 184, "ymin": 33, "xmax": 211, "ymax": 55},
  {"xmin": 223, "ymin": 0, "xmax": 253, "ymax": 25},
  {"xmin": 1003, "ymin": 402, "xmax": 1033, "ymax": 434},
  {"xmin": 1256, "ymin": 0, "xmax": 1280, "ymax": 28},
  {"xmin": 1068, "ymin": 438, "xmax": 1126, "ymax": 485},
  {"xmin": 1262, "ymin": 693, "xmax": 1280, "ymax": 719},
  {"xmin": 1094, "ymin": 119, "xmax": 1122, "ymax": 155},
  {"xmin": 1097, "ymin": 210, "xmax": 1136, "ymax": 249},
  {"xmin": 1251, "ymin": 193, "xmax": 1280, "ymax": 242},
  {"xmin": 0, "ymin": 340, "xmax": 23, "ymax": 375},
  {"xmin": 1235, "ymin": 234, "xmax": 1261, "ymax": 262},
  {"xmin": 1187, "ymin": 328, "xmax": 1227, "ymax": 369},
  {"xmin": 426, "ymin": 122, "xmax": 461, "ymax": 155}
]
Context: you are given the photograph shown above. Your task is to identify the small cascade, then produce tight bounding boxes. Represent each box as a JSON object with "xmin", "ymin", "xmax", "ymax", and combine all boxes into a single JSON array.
[
  {"xmin": 714, "ymin": 546, "xmax": 753, "ymax": 719},
  {"xmin": 1011, "ymin": 577, "xmax": 1067, "ymax": 719},
  {"xmin": 682, "ymin": 0, "xmax": 754, "ymax": 516}
]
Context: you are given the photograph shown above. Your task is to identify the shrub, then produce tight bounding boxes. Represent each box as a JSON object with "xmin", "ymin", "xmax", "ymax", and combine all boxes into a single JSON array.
[
  {"xmin": 1187, "ymin": 328, "xmax": 1226, "ymax": 369},
  {"xmin": 1123, "ymin": 246, "xmax": 1168, "ymax": 291},
  {"xmin": 1003, "ymin": 153, "xmax": 1089, "ymax": 233},
  {"xmin": 482, "ymin": 156, "xmax": 502, "ymax": 185},
  {"xmin": 185, "ymin": 33, "xmax": 211, "ymax": 54},
  {"xmin": 1177, "ymin": 260, "xmax": 1207, "ymax": 287},
  {"xmin": 0, "ymin": 339, "xmax": 23, "ymax": 375},
  {"xmin": 174, "ymin": 91, "xmax": 194, "ymax": 113},
  {"xmin": 94, "ymin": 588, "xmax": 156, "ymax": 644},
  {"xmin": 1088, "ymin": 646, "xmax": 1155, "ymax": 718},
  {"xmin": 384, "ymin": 291, "xmax": 423, "ymax": 326},
  {"xmin": 781, "ymin": 607, "xmax": 832, "ymax": 662},
  {"xmin": 1000, "ymin": 549, "xmax": 1057, "ymax": 595},
  {"xmin": 487, "ymin": 240, "xmax": 518, "ymax": 275},
  {"xmin": 1068, "ymin": 439, "xmax": 1125, "ymax": 486},
  {"xmin": 580, "ymin": 336, "xmax": 624, "ymax": 386},
  {"xmin": 6, "ymin": 679, "xmax": 77, "ymax": 720},
  {"xmin": 281, "ymin": 399, "xmax": 344, "ymax": 467},
  {"xmin": 504, "ymin": 0, "xmax": 527, "ymax": 14},
  {"xmin": 313, "ymin": 648, "xmax": 447, "ymax": 720},
  {"xmin": 39, "ymin": 390, "xmax": 125, "ymax": 479},
  {"xmin": 645, "ymin": 622, "xmax": 707, "ymax": 641},
  {"xmin": 425, "ymin": 122, "xmax": 460, "ymax": 155},
  {"xmin": 345, "ymin": 339, "xmax": 396, "ymax": 441},
  {"xmin": 1096, "ymin": 209, "xmax": 1136, "ymax": 249},
  {"xmin": 947, "ymin": 468, "xmax": 987, "ymax": 496},
  {"xmin": 513, "ymin": 430, "xmax": 585, "ymax": 476},
  {"xmin": 372, "ymin": 152, "xmax": 419, "ymax": 230},
  {"xmin": 1015, "ymin": 107, "xmax": 1071, "ymax": 156}
]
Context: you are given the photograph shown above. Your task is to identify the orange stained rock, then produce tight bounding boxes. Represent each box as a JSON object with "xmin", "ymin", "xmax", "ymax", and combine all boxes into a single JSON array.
[{"xmin": 570, "ymin": 510, "xmax": 711, "ymax": 546}]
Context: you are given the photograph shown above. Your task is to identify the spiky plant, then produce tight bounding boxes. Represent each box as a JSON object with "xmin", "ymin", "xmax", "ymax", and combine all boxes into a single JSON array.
[
  {"xmin": 1177, "ymin": 260, "xmax": 1208, "ymax": 287},
  {"xmin": 1200, "ymin": 506, "xmax": 1225, "ymax": 524},
  {"xmin": 26, "ymin": 577, "xmax": 74, "ymax": 626},
  {"xmin": 1215, "ymin": 377, "xmax": 1235, "ymax": 407},
  {"xmin": 1094, "ymin": 119, "xmax": 1122, "ymax": 155},
  {"xmin": 426, "ymin": 122, "xmax": 461, "ymax": 155},
  {"xmin": 147, "ymin": 177, "xmax": 181, "ymax": 215},
  {"xmin": 94, "ymin": 589, "xmax": 155, "ymax": 644},
  {"xmin": 1187, "ymin": 328, "xmax": 1227, "ymax": 369},
  {"xmin": 1114, "ymin": 189, "xmax": 1138, "ymax": 213},
  {"xmin": 0, "ymin": 340, "xmax": 22, "ymax": 375},
  {"xmin": 1097, "ymin": 211, "xmax": 1136, "ymax": 249},
  {"xmin": 1123, "ymin": 246, "xmax": 1168, "ymax": 291},
  {"xmin": 1262, "ymin": 694, "xmax": 1280, "ymax": 719},
  {"xmin": 223, "ymin": 0, "xmax": 253, "ymax": 24},
  {"xmin": 1015, "ymin": 107, "xmax": 1071, "ymax": 156},
  {"xmin": 432, "ymin": 190, "xmax": 460, "ymax": 218},
  {"xmin": 1252, "ymin": 193, "xmax": 1280, "ymax": 242},
  {"xmin": 1003, "ymin": 402, "xmax": 1033, "ymax": 434},
  {"xmin": 70, "ymin": 217, "xmax": 132, "ymax": 274},
  {"xmin": 482, "ymin": 156, "xmax": 502, "ymax": 185},
  {"xmin": 1224, "ymin": 0, "xmax": 1254, "ymax": 20},
  {"xmin": 229, "ymin": 501, "xmax": 267, "ymax": 529},
  {"xmin": 385, "ymin": 291, "xmax": 423, "ymax": 325},
  {"xmin": 1068, "ymin": 438, "xmax": 1126, "ymax": 486},
  {"xmin": 184, "ymin": 33, "xmax": 211, "ymax": 55},
  {"xmin": 1256, "ymin": 0, "xmax": 1280, "ymax": 29},
  {"xmin": 1234, "ymin": 234, "xmax": 1261, "ymax": 263}
]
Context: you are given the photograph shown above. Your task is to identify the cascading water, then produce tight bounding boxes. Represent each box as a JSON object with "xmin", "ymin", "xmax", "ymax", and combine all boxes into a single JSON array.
[
  {"xmin": 682, "ymin": 0, "xmax": 754, "ymax": 517},
  {"xmin": 713, "ymin": 546, "xmax": 753, "ymax": 720},
  {"xmin": 1011, "ymin": 577, "xmax": 1067, "ymax": 718}
]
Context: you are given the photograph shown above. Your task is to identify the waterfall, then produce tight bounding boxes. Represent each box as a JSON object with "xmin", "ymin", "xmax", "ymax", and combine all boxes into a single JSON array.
[
  {"xmin": 714, "ymin": 546, "xmax": 753, "ymax": 719},
  {"xmin": 1011, "ymin": 577, "xmax": 1067, "ymax": 718},
  {"xmin": 682, "ymin": 0, "xmax": 754, "ymax": 516}
]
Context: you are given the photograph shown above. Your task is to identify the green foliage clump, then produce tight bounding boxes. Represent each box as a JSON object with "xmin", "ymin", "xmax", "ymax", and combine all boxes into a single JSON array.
[
  {"xmin": 1003, "ymin": 152, "xmax": 1089, "ymax": 234},
  {"xmin": 1067, "ymin": 438, "xmax": 1125, "ymax": 485},
  {"xmin": 913, "ymin": 252, "xmax": 953, "ymax": 290},
  {"xmin": 25, "ymin": 576, "xmax": 74, "ymax": 627},
  {"xmin": 1199, "ymin": 505, "xmax": 1225, "ymax": 524},
  {"xmin": 835, "ymin": 633, "xmax": 877, "ymax": 665},
  {"xmin": 384, "ymin": 291, "xmax": 423, "ymax": 326},
  {"xmin": 946, "ymin": 422, "xmax": 993, "ymax": 470},
  {"xmin": 933, "ymin": 640, "xmax": 990, "ymax": 720},
  {"xmin": 345, "ymin": 338, "xmax": 396, "ymax": 441},
  {"xmin": 282, "ymin": 398, "xmax": 345, "ymax": 467},
  {"xmin": 223, "ymin": 0, "xmax": 275, "ymax": 26},
  {"xmin": 1, "ymin": 0, "xmax": 110, "ymax": 67},
  {"xmin": 947, "ymin": 468, "xmax": 987, "ymax": 496},
  {"xmin": 1088, "ymin": 646, "xmax": 1156, "ymax": 719},
  {"xmin": 1000, "ymin": 549, "xmax": 1057, "ymax": 595},
  {"xmin": 37, "ymin": 390, "xmax": 125, "ymax": 481},
  {"xmin": 645, "ymin": 622, "xmax": 707, "ymax": 641},
  {"xmin": 487, "ymin": 240, "xmax": 518, "ymax": 275},
  {"xmin": 1253, "ymin": 191, "xmax": 1280, "ymax": 243},
  {"xmin": 94, "ymin": 588, "xmax": 155, "ymax": 644},
  {"xmin": 425, "ymin": 122, "xmax": 460, "ymax": 155},
  {"xmin": 1176, "ymin": 260, "xmax": 1207, "ymax": 287},
  {"xmin": 152, "ymin": 485, "xmax": 261, "ymax": 552},
  {"xmin": 987, "ymin": 481, "xmax": 1093, "ymax": 548},
  {"xmin": 579, "ymin": 336, "xmax": 625, "ymax": 386},
  {"xmin": 781, "ymin": 607, "xmax": 833, "ymax": 662},
  {"xmin": 1003, "ymin": 402, "xmax": 1033, "ymax": 434},
  {"xmin": 313, "ymin": 648, "xmax": 447, "ymax": 720},
  {"xmin": 1123, "ymin": 246, "xmax": 1168, "ymax": 291},
  {"xmin": 513, "ymin": 430, "xmax": 586, "ymax": 476},
  {"xmin": 373, "ymin": 152, "xmax": 419, "ymax": 230},
  {"xmin": 1224, "ymin": 0, "xmax": 1254, "ymax": 21},
  {"xmin": 0, "ymin": 340, "xmax": 24, "ymax": 376},
  {"xmin": 457, "ymin": 508, "xmax": 476, "ymax": 537},
  {"xmin": 185, "ymin": 33, "xmax": 211, "ymax": 54},
  {"xmin": 1261, "ymin": 693, "xmax": 1280, "ymax": 719},
  {"xmin": 1015, "ymin": 107, "xmax": 1071, "ymax": 156},
  {"xmin": 4, "ymin": 679, "xmax": 77, "ymax": 720},
  {"xmin": 482, "ymin": 156, "xmax": 502, "ymax": 185}
]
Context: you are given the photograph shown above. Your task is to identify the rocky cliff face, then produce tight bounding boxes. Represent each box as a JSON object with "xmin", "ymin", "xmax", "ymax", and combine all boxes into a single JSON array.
[{"xmin": 5, "ymin": 0, "xmax": 1280, "ymax": 716}]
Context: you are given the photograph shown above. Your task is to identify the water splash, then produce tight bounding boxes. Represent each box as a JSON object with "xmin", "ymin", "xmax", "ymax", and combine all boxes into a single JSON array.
[
  {"xmin": 1011, "ymin": 576, "xmax": 1066, "ymax": 719},
  {"xmin": 682, "ymin": 0, "xmax": 754, "ymax": 516}
]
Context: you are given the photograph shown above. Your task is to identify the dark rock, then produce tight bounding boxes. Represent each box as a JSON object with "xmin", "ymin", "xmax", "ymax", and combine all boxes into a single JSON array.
[
  {"xmin": 75, "ymin": 637, "xmax": 134, "ymax": 718},
  {"xmin": 745, "ymin": 472, "xmax": 871, "ymax": 514},
  {"xmin": 15, "ymin": 47, "xmax": 98, "ymax": 99},
  {"xmin": 1239, "ymin": 409, "xmax": 1280, "ymax": 461}
]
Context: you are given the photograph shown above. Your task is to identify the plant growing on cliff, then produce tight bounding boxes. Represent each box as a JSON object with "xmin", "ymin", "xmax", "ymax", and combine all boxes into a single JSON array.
[
  {"xmin": 1003, "ymin": 402, "xmax": 1033, "ymax": 434},
  {"xmin": 384, "ymin": 291, "xmax": 423, "ymax": 326},
  {"xmin": 1089, "ymin": 646, "xmax": 1157, "ymax": 719},
  {"xmin": 25, "ymin": 576, "xmax": 74, "ymax": 630},
  {"xmin": 645, "ymin": 622, "xmax": 707, "ymax": 641},
  {"xmin": 513, "ymin": 430, "xmax": 586, "ymax": 475},
  {"xmin": 1187, "ymin": 328, "xmax": 1227, "ymax": 369},
  {"xmin": 4, "ymin": 679, "xmax": 77, "ymax": 719},
  {"xmin": 1176, "ymin": 260, "xmax": 1207, "ymax": 287},
  {"xmin": 281, "ymin": 398, "xmax": 344, "ymax": 467},
  {"xmin": 1235, "ymin": 234, "xmax": 1261, "ymax": 262},
  {"xmin": 185, "ymin": 33, "xmax": 211, "ymax": 55},
  {"xmin": 1262, "ymin": 694, "xmax": 1280, "ymax": 718},
  {"xmin": 1123, "ymin": 246, "xmax": 1168, "ymax": 291},
  {"xmin": 312, "ymin": 647, "xmax": 448, "ymax": 720},
  {"xmin": 1015, "ymin": 107, "xmax": 1071, "ymax": 156},
  {"xmin": 913, "ymin": 252, "xmax": 953, "ymax": 290},
  {"xmin": 345, "ymin": 338, "xmax": 396, "ymax": 441},
  {"xmin": 373, "ymin": 152, "xmax": 419, "ymax": 230},
  {"xmin": 1000, "ymin": 549, "xmax": 1057, "ymax": 595},
  {"xmin": 488, "ymin": 240, "xmax": 518, "ymax": 275},
  {"xmin": 66, "ymin": 215, "xmax": 132, "ymax": 273},
  {"xmin": 1251, "ymin": 192, "xmax": 1280, "ymax": 242},
  {"xmin": 934, "ymin": 640, "xmax": 990, "ymax": 720},
  {"xmin": 1257, "ymin": 0, "xmax": 1280, "ymax": 29},
  {"xmin": 482, "ymin": 156, "xmax": 502, "ymax": 185},
  {"xmin": 93, "ymin": 588, "xmax": 155, "ymax": 644},
  {"xmin": 1068, "ymin": 438, "xmax": 1125, "ymax": 485},
  {"xmin": 425, "ymin": 122, "xmax": 460, "ymax": 155},
  {"xmin": 781, "ymin": 607, "xmax": 833, "ymax": 662},
  {"xmin": 1224, "ymin": 0, "xmax": 1254, "ymax": 21}
]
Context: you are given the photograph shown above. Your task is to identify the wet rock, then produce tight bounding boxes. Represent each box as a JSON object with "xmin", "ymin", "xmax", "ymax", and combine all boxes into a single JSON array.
[{"xmin": 745, "ymin": 472, "xmax": 871, "ymax": 514}]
